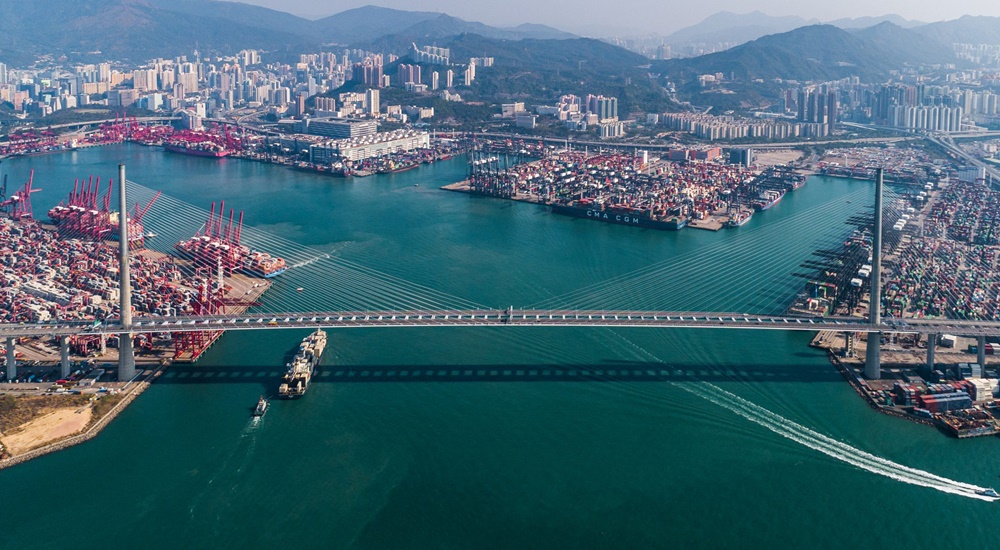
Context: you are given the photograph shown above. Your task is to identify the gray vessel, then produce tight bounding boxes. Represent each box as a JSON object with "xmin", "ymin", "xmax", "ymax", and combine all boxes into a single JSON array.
[{"xmin": 278, "ymin": 330, "xmax": 327, "ymax": 398}]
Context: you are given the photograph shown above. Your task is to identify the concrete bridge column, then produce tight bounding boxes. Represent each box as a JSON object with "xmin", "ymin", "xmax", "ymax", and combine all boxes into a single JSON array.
[
  {"xmin": 865, "ymin": 333, "xmax": 881, "ymax": 379},
  {"xmin": 5, "ymin": 337, "xmax": 15, "ymax": 381},
  {"xmin": 119, "ymin": 335, "xmax": 135, "ymax": 381},
  {"xmin": 978, "ymin": 335, "xmax": 987, "ymax": 372},
  {"xmin": 60, "ymin": 335, "xmax": 71, "ymax": 378},
  {"xmin": 927, "ymin": 333, "xmax": 937, "ymax": 371}
]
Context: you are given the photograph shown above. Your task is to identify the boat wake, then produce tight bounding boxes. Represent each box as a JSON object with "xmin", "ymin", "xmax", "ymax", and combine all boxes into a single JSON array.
[
  {"xmin": 187, "ymin": 417, "xmax": 261, "ymax": 518},
  {"xmin": 678, "ymin": 381, "xmax": 995, "ymax": 501},
  {"xmin": 288, "ymin": 254, "xmax": 330, "ymax": 270},
  {"xmin": 234, "ymin": 418, "xmax": 259, "ymax": 474},
  {"xmin": 610, "ymin": 331, "xmax": 995, "ymax": 501}
]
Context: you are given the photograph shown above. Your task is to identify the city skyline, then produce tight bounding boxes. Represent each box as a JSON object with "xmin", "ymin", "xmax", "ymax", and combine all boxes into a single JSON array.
[{"xmin": 238, "ymin": 0, "xmax": 1000, "ymax": 35}]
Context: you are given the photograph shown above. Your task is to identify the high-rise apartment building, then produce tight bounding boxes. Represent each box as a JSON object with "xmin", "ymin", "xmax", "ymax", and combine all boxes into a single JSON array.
[{"xmin": 397, "ymin": 64, "xmax": 421, "ymax": 86}]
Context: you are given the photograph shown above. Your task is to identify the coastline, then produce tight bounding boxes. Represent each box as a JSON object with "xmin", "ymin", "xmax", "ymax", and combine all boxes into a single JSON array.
[
  {"xmin": 811, "ymin": 331, "xmax": 937, "ymax": 429},
  {"xmin": 809, "ymin": 331, "xmax": 1000, "ymax": 437},
  {"xmin": 442, "ymin": 182, "xmax": 760, "ymax": 233},
  {"xmin": 0, "ymin": 363, "xmax": 165, "ymax": 469}
]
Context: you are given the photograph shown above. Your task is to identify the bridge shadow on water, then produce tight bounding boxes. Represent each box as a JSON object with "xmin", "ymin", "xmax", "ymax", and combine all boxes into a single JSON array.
[{"xmin": 154, "ymin": 358, "xmax": 842, "ymax": 386}]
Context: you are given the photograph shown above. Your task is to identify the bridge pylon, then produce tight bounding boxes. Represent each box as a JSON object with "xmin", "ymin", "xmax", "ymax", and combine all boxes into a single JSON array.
[
  {"xmin": 60, "ymin": 335, "xmax": 71, "ymax": 378},
  {"xmin": 117, "ymin": 164, "xmax": 136, "ymax": 381},
  {"xmin": 4, "ymin": 337, "xmax": 15, "ymax": 381},
  {"xmin": 864, "ymin": 168, "xmax": 884, "ymax": 380}
]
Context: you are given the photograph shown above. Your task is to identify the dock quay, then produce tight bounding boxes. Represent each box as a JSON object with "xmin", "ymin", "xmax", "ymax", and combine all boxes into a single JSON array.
[
  {"xmin": 787, "ymin": 153, "xmax": 1000, "ymax": 439},
  {"xmin": 2, "ymin": 183, "xmax": 285, "ymax": 372},
  {"xmin": 446, "ymin": 150, "xmax": 805, "ymax": 232},
  {"xmin": 812, "ymin": 330, "xmax": 1000, "ymax": 437}
]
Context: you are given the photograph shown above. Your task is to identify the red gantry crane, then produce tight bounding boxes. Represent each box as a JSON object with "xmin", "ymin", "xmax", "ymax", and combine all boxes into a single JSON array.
[{"xmin": 0, "ymin": 170, "xmax": 41, "ymax": 221}]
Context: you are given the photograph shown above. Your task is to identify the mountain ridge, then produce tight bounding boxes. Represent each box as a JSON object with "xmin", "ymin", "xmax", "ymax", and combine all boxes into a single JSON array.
[
  {"xmin": 655, "ymin": 22, "xmax": 955, "ymax": 90},
  {"xmin": 0, "ymin": 0, "xmax": 575, "ymax": 63}
]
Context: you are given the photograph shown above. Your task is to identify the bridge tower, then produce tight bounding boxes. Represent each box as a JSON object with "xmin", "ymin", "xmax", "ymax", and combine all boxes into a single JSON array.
[
  {"xmin": 926, "ymin": 333, "xmax": 937, "ymax": 371},
  {"xmin": 4, "ymin": 337, "xmax": 15, "ymax": 381},
  {"xmin": 864, "ymin": 168, "xmax": 884, "ymax": 379},
  {"xmin": 118, "ymin": 164, "xmax": 136, "ymax": 381}
]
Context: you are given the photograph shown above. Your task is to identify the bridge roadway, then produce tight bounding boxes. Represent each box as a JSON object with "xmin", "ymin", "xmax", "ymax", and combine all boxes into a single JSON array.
[{"xmin": 3, "ymin": 310, "xmax": 1000, "ymax": 339}]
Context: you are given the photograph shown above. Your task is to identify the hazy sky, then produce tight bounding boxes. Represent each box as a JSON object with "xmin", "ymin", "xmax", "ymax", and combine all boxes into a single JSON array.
[{"xmin": 238, "ymin": 0, "xmax": 1000, "ymax": 34}]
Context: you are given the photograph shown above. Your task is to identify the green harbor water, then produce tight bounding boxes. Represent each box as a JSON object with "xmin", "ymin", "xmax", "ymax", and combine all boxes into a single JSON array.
[{"xmin": 2, "ymin": 144, "xmax": 997, "ymax": 549}]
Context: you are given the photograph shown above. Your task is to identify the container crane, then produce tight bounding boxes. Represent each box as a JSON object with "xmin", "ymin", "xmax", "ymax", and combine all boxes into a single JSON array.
[{"xmin": 0, "ymin": 170, "xmax": 40, "ymax": 221}]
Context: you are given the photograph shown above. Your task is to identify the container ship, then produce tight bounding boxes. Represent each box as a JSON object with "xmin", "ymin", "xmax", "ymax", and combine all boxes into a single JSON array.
[
  {"xmin": 163, "ymin": 142, "xmax": 229, "ymax": 158},
  {"xmin": 293, "ymin": 162, "xmax": 352, "ymax": 177},
  {"xmin": 244, "ymin": 251, "xmax": 288, "ymax": 278},
  {"xmin": 278, "ymin": 329, "xmax": 327, "ymax": 398},
  {"xmin": 174, "ymin": 202, "xmax": 285, "ymax": 278},
  {"xmin": 726, "ymin": 209, "xmax": 753, "ymax": 228},
  {"xmin": 549, "ymin": 203, "xmax": 687, "ymax": 231},
  {"xmin": 754, "ymin": 189, "xmax": 786, "ymax": 211}
]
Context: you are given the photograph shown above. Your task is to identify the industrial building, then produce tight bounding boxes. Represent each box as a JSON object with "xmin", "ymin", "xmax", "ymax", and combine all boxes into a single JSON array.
[
  {"xmin": 309, "ymin": 130, "xmax": 430, "ymax": 163},
  {"xmin": 297, "ymin": 117, "xmax": 377, "ymax": 139}
]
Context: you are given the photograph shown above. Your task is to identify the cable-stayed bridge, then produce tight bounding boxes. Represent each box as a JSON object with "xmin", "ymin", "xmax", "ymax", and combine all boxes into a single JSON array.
[{"xmin": 1, "ymin": 167, "xmax": 995, "ymax": 382}]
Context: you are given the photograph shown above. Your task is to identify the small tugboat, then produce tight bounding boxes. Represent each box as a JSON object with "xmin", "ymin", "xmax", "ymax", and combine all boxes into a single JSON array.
[
  {"xmin": 976, "ymin": 488, "xmax": 999, "ymax": 498},
  {"xmin": 252, "ymin": 395, "xmax": 269, "ymax": 417}
]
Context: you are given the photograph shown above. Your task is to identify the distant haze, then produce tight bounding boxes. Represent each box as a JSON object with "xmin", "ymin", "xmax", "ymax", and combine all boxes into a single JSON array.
[{"xmin": 240, "ymin": 0, "xmax": 1000, "ymax": 34}]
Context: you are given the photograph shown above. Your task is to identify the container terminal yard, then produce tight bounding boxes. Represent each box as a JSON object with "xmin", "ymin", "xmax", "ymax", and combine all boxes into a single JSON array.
[
  {"xmin": 818, "ymin": 146, "xmax": 945, "ymax": 184},
  {"xmin": 789, "ymin": 156, "xmax": 1000, "ymax": 438},
  {"xmin": 0, "ymin": 165, "xmax": 287, "ymax": 460},
  {"xmin": 0, "ymin": 116, "xmax": 465, "ymax": 180},
  {"xmin": 444, "ymin": 149, "xmax": 805, "ymax": 231},
  {"xmin": 1, "ymin": 173, "xmax": 280, "ymax": 369}
]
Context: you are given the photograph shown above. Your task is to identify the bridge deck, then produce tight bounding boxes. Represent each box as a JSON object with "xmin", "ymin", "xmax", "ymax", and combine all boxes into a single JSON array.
[{"xmin": 2, "ymin": 310, "xmax": 995, "ymax": 338}]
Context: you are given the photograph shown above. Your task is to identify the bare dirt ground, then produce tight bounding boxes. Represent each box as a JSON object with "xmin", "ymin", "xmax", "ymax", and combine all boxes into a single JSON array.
[
  {"xmin": 1, "ymin": 405, "xmax": 93, "ymax": 455},
  {"xmin": 754, "ymin": 149, "xmax": 803, "ymax": 167}
]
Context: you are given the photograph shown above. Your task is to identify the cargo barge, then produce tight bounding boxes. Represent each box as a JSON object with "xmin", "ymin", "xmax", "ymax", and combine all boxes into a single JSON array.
[
  {"xmin": 278, "ymin": 330, "xmax": 327, "ymax": 398},
  {"xmin": 936, "ymin": 410, "xmax": 1000, "ymax": 438}
]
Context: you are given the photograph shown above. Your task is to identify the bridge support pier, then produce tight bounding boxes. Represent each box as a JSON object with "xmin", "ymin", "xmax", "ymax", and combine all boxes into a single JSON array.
[
  {"xmin": 60, "ymin": 335, "xmax": 71, "ymax": 378},
  {"xmin": 865, "ymin": 333, "xmax": 881, "ymax": 379},
  {"xmin": 5, "ymin": 337, "xmax": 15, "ymax": 381},
  {"xmin": 978, "ymin": 335, "xmax": 987, "ymax": 373},
  {"xmin": 927, "ymin": 333, "xmax": 937, "ymax": 371},
  {"xmin": 119, "ymin": 335, "xmax": 135, "ymax": 381}
]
